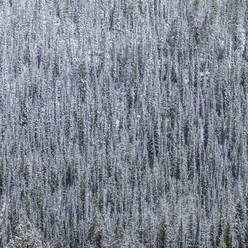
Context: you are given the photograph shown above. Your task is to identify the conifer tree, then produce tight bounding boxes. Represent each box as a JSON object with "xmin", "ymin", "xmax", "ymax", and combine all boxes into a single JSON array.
[
  {"xmin": 7, "ymin": 221, "xmax": 50, "ymax": 248},
  {"xmin": 218, "ymin": 220, "xmax": 232, "ymax": 248},
  {"xmin": 176, "ymin": 219, "xmax": 184, "ymax": 248},
  {"xmin": 156, "ymin": 216, "xmax": 167, "ymax": 248}
]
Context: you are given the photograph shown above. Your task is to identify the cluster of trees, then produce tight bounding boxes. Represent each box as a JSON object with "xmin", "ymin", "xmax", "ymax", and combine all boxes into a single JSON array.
[{"xmin": 0, "ymin": 0, "xmax": 248, "ymax": 247}]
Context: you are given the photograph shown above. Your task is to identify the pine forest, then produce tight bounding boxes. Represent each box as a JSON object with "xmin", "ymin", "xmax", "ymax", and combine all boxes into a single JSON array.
[{"xmin": 0, "ymin": 0, "xmax": 248, "ymax": 247}]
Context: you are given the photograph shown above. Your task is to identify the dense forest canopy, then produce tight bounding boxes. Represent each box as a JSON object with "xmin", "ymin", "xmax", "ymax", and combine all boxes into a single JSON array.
[{"xmin": 0, "ymin": 0, "xmax": 248, "ymax": 247}]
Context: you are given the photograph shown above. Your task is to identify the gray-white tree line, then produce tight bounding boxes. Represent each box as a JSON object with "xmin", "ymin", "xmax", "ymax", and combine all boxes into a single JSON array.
[{"xmin": 0, "ymin": 0, "xmax": 248, "ymax": 247}]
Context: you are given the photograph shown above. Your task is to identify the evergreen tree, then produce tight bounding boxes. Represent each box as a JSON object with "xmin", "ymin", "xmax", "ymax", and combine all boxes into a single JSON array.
[
  {"xmin": 218, "ymin": 220, "xmax": 232, "ymax": 248},
  {"xmin": 156, "ymin": 216, "xmax": 167, "ymax": 248},
  {"xmin": 176, "ymin": 219, "xmax": 184, "ymax": 248},
  {"xmin": 87, "ymin": 214, "xmax": 104, "ymax": 248},
  {"xmin": 234, "ymin": 201, "xmax": 245, "ymax": 248},
  {"xmin": 186, "ymin": 213, "xmax": 195, "ymax": 248},
  {"xmin": 210, "ymin": 223, "xmax": 216, "ymax": 248},
  {"xmin": 216, "ymin": 217, "xmax": 223, "ymax": 248},
  {"xmin": 7, "ymin": 221, "xmax": 50, "ymax": 248},
  {"xmin": 0, "ymin": 0, "xmax": 248, "ymax": 247}
]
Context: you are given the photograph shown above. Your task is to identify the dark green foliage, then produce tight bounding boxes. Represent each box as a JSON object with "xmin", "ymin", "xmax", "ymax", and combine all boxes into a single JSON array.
[
  {"xmin": 216, "ymin": 218, "xmax": 222, "ymax": 248},
  {"xmin": 234, "ymin": 201, "xmax": 245, "ymax": 248},
  {"xmin": 210, "ymin": 224, "xmax": 215, "ymax": 248},
  {"xmin": 186, "ymin": 214, "xmax": 195, "ymax": 248},
  {"xmin": 77, "ymin": 62, "xmax": 87, "ymax": 102},
  {"xmin": 53, "ymin": 239, "xmax": 63, "ymax": 248},
  {"xmin": 235, "ymin": 201, "xmax": 244, "ymax": 222},
  {"xmin": 176, "ymin": 220, "xmax": 184, "ymax": 248},
  {"xmin": 184, "ymin": 119, "xmax": 190, "ymax": 146},
  {"xmin": 0, "ymin": 164, "xmax": 3, "ymax": 196},
  {"xmin": 223, "ymin": 221, "xmax": 232, "ymax": 248},
  {"xmin": 244, "ymin": 223, "xmax": 248, "ymax": 248},
  {"xmin": 78, "ymin": 62, "xmax": 87, "ymax": 80},
  {"xmin": 246, "ymin": 195, "xmax": 248, "ymax": 217},
  {"xmin": 87, "ymin": 215, "xmax": 103, "ymax": 248},
  {"xmin": 156, "ymin": 217, "xmax": 167, "ymax": 248},
  {"xmin": 147, "ymin": 132, "xmax": 155, "ymax": 170},
  {"xmin": 19, "ymin": 101, "xmax": 28, "ymax": 127},
  {"xmin": 20, "ymin": 163, "xmax": 30, "ymax": 185},
  {"xmin": 98, "ymin": 190, "xmax": 104, "ymax": 214},
  {"xmin": 7, "ymin": 221, "xmax": 48, "ymax": 248},
  {"xmin": 80, "ymin": 172, "xmax": 86, "ymax": 218}
]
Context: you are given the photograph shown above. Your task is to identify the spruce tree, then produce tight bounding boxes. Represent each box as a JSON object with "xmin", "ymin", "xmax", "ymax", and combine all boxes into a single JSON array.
[{"xmin": 156, "ymin": 216, "xmax": 167, "ymax": 248}]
